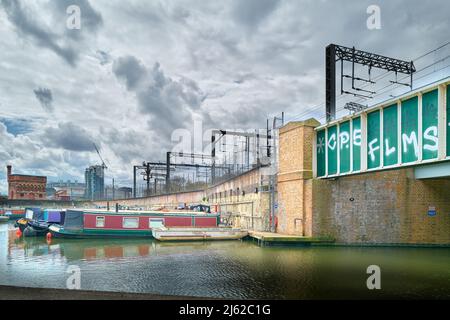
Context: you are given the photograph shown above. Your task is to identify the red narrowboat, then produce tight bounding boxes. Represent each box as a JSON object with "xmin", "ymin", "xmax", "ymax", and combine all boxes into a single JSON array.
[
  {"xmin": 1, "ymin": 208, "xmax": 26, "ymax": 220},
  {"xmin": 49, "ymin": 209, "xmax": 220, "ymax": 238}
]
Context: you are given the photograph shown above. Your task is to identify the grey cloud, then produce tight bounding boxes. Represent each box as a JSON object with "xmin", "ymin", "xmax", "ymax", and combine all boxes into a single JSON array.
[
  {"xmin": 231, "ymin": 0, "xmax": 280, "ymax": 29},
  {"xmin": 33, "ymin": 87, "xmax": 53, "ymax": 112},
  {"xmin": 113, "ymin": 56, "xmax": 206, "ymax": 138},
  {"xmin": 1, "ymin": 0, "xmax": 102, "ymax": 67},
  {"xmin": 43, "ymin": 122, "xmax": 96, "ymax": 152},
  {"xmin": 95, "ymin": 50, "xmax": 112, "ymax": 65},
  {"xmin": 1, "ymin": 0, "xmax": 78, "ymax": 66},
  {"xmin": 99, "ymin": 126, "xmax": 162, "ymax": 164},
  {"xmin": 113, "ymin": 56, "xmax": 147, "ymax": 90}
]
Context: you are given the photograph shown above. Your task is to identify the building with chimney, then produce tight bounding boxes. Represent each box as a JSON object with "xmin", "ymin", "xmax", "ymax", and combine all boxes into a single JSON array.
[{"xmin": 6, "ymin": 165, "xmax": 47, "ymax": 200}]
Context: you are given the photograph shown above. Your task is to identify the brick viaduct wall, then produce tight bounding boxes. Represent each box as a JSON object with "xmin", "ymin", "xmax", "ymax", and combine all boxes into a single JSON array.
[
  {"xmin": 0, "ymin": 199, "xmax": 76, "ymax": 208},
  {"xmin": 90, "ymin": 190, "xmax": 205, "ymax": 210},
  {"xmin": 206, "ymin": 167, "xmax": 271, "ymax": 231},
  {"xmin": 278, "ymin": 118, "xmax": 450, "ymax": 245},
  {"xmin": 90, "ymin": 167, "xmax": 271, "ymax": 231},
  {"xmin": 312, "ymin": 169, "xmax": 450, "ymax": 244}
]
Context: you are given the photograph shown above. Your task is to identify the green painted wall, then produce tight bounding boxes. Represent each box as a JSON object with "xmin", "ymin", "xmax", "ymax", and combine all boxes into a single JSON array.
[
  {"xmin": 367, "ymin": 111, "xmax": 381, "ymax": 169},
  {"xmin": 316, "ymin": 130, "xmax": 326, "ymax": 177},
  {"xmin": 447, "ymin": 85, "xmax": 450, "ymax": 157},
  {"xmin": 315, "ymin": 81, "xmax": 449, "ymax": 178},
  {"xmin": 339, "ymin": 121, "xmax": 351, "ymax": 173},
  {"xmin": 401, "ymin": 96, "xmax": 419, "ymax": 163},
  {"xmin": 352, "ymin": 117, "xmax": 361, "ymax": 171},
  {"xmin": 422, "ymin": 89, "xmax": 439, "ymax": 160},
  {"xmin": 327, "ymin": 125, "xmax": 338, "ymax": 175},
  {"xmin": 383, "ymin": 104, "xmax": 398, "ymax": 166}
]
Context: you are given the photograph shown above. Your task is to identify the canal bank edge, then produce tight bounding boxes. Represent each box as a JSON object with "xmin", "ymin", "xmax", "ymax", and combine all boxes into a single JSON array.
[{"xmin": 0, "ymin": 285, "xmax": 217, "ymax": 300}]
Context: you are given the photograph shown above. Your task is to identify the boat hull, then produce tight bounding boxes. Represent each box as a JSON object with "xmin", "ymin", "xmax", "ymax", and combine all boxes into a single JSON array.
[
  {"xmin": 24, "ymin": 226, "xmax": 48, "ymax": 237},
  {"xmin": 0, "ymin": 216, "xmax": 9, "ymax": 223},
  {"xmin": 28, "ymin": 220, "xmax": 51, "ymax": 231},
  {"xmin": 49, "ymin": 225, "xmax": 154, "ymax": 239},
  {"xmin": 152, "ymin": 228, "xmax": 248, "ymax": 241},
  {"xmin": 49, "ymin": 210, "xmax": 221, "ymax": 239}
]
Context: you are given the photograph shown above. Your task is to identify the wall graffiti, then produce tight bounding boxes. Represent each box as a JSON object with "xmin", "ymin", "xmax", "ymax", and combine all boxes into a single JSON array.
[{"xmin": 315, "ymin": 81, "xmax": 450, "ymax": 178}]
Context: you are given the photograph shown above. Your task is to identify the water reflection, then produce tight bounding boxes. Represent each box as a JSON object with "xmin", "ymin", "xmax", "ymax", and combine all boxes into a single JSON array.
[{"xmin": 1, "ymin": 222, "xmax": 450, "ymax": 299}]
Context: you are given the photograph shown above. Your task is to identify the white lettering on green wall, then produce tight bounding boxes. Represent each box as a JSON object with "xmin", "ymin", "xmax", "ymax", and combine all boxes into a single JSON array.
[
  {"xmin": 402, "ymin": 132, "xmax": 418, "ymax": 157},
  {"xmin": 423, "ymin": 126, "xmax": 438, "ymax": 151}
]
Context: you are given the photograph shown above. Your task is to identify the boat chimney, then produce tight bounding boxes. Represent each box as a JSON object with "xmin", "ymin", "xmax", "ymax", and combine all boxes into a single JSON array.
[
  {"xmin": 107, "ymin": 201, "xmax": 110, "ymax": 211},
  {"xmin": 115, "ymin": 203, "xmax": 119, "ymax": 213}
]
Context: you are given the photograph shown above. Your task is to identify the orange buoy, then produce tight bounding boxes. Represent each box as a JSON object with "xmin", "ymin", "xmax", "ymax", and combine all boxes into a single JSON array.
[
  {"xmin": 16, "ymin": 229, "xmax": 22, "ymax": 237},
  {"xmin": 46, "ymin": 232, "xmax": 52, "ymax": 241}
]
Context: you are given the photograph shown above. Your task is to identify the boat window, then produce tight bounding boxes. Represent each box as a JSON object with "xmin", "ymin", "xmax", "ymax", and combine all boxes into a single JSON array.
[
  {"xmin": 149, "ymin": 218, "xmax": 165, "ymax": 229},
  {"xmin": 96, "ymin": 216, "xmax": 105, "ymax": 228},
  {"xmin": 25, "ymin": 209, "xmax": 34, "ymax": 220},
  {"xmin": 123, "ymin": 217, "xmax": 139, "ymax": 228}
]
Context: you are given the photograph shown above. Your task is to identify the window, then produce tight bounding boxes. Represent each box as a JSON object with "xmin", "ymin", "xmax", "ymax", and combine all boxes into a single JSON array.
[
  {"xmin": 123, "ymin": 217, "xmax": 139, "ymax": 228},
  {"xmin": 25, "ymin": 209, "xmax": 34, "ymax": 220},
  {"xmin": 96, "ymin": 216, "xmax": 105, "ymax": 228},
  {"xmin": 149, "ymin": 218, "xmax": 165, "ymax": 229}
]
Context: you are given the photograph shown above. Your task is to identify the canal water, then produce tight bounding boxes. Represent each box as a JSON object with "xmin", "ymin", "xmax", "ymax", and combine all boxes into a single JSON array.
[{"xmin": 1, "ymin": 223, "xmax": 449, "ymax": 299}]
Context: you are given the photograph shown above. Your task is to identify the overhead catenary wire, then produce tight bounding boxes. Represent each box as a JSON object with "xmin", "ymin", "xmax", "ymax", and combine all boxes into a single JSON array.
[
  {"xmin": 315, "ymin": 62, "xmax": 450, "ymax": 123},
  {"xmin": 284, "ymin": 41, "xmax": 450, "ymax": 124}
]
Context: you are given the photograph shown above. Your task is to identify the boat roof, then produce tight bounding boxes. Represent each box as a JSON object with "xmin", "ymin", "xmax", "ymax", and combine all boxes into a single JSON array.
[{"xmin": 82, "ymin": 209, "xmax": 218, "ymax": 216}]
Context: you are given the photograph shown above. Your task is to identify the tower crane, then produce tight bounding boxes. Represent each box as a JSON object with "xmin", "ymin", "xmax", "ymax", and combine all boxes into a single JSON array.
[{"xmin": 93, "ymin": 143, "xmax": 108, "ymax": 169}]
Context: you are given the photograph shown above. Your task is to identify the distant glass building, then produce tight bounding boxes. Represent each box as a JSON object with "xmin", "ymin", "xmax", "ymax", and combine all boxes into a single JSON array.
[{"xmin": 84, "ymin": 165, "xmax": 105, "ymax": 200}]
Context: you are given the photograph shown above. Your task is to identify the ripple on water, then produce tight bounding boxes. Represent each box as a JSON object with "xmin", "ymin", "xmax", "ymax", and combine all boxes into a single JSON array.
[{"xmin": 1, "ymin": 223, "xmax": 450, "ymax": 299}]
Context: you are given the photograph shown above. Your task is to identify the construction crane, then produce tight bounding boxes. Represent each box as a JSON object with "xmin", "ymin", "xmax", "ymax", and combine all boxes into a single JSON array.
[{"xmin": 93, "ymin": 143, "xmax": 108, "ymax": 169}]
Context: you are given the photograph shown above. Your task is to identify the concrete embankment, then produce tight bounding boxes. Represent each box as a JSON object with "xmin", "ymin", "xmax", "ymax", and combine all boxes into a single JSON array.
[{"xmin": 0, "ymin": 285, "xmax": 210, "ymax": 300}]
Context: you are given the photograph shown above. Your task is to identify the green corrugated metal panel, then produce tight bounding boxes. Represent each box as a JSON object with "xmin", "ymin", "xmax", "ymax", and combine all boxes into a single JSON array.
[
  {"xmin": 314, "ymin": 80, "xmax": 449, "ymax": 179},
  {"xmin": 401, "ymin": 96, "xmax": 419, "ymax": 163},
  {"xmin": 316, "ymin": 130, "xmax": 326, "ymax": 177},
  {"xmin": 352, "ymin": 117, "xmax": 361, "ymax": 171},
  {"xmin": 327, "ymin": 125, "xmax": 338, "ymax": 175},
  {"xmin": 447, "ymin": 85, "xmax": 450, "ymax": 157},
  {"xmin": 367, "ymin": 111, "xmax": 381, "ymax": 169},
  {"xmin": 383, "ymin": 103, "xmax": 398, "ymax": 166},
  {"xmin": 339, "ymin": 121, "xmax": 351, "ymax": 173},
  {"xmin": 422, "ymin": 89, "xmax": 439, "ymax": 160}
]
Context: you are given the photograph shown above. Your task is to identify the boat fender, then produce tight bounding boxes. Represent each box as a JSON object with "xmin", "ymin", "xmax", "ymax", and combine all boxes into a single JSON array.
[
  {"xmin": 46, "ymin": 232, "xmax": 52, "ymax": 241},
  {"xmin": 15, "ymin": 229, "xmax": 22, "ymax": 237}
]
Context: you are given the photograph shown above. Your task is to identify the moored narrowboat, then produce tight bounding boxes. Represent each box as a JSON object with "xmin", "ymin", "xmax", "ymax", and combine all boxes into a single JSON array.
[
  {"xmin": 25, "ymin": 209, "xmax": 65, "ymax": 236},
  {"xmin": 15, "ymin": 207, "xmax": 41, "ymax": 232},
  {"xmin": 49, "ymin": 209, "xmax": 221, "ymax": 239},
  {"xmin": 1, "ymin": 208, "xmax": 27, "ymax": 220}
]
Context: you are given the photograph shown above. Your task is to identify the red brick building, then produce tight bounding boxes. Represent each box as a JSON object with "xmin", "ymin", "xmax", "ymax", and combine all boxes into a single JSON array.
[{"xmin": 7, "ymin": 165, "xmax": 47, "ymax": 200}]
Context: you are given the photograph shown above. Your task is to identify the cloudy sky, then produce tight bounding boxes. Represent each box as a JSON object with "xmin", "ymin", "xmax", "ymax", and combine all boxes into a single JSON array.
[{"xmin": 0, "ymin": 0, "xmax": 449, "ymax": 194}]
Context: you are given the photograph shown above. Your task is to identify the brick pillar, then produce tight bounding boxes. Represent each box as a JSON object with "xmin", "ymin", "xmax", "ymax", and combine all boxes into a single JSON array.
[{"xmin": 277, "ymin": 118, "xmax": 320, "ymax": 236}]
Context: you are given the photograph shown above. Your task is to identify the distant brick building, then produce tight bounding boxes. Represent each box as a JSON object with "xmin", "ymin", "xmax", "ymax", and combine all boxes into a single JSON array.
[{"xmin": 7, "ymin": 165, "xmax": 47, "ymax": 200}]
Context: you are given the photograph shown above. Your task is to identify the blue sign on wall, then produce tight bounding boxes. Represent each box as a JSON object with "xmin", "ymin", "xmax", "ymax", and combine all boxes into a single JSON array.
[{"xmin": 427, "ymin": 207, "xmax": 437, "ymax": 216}]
